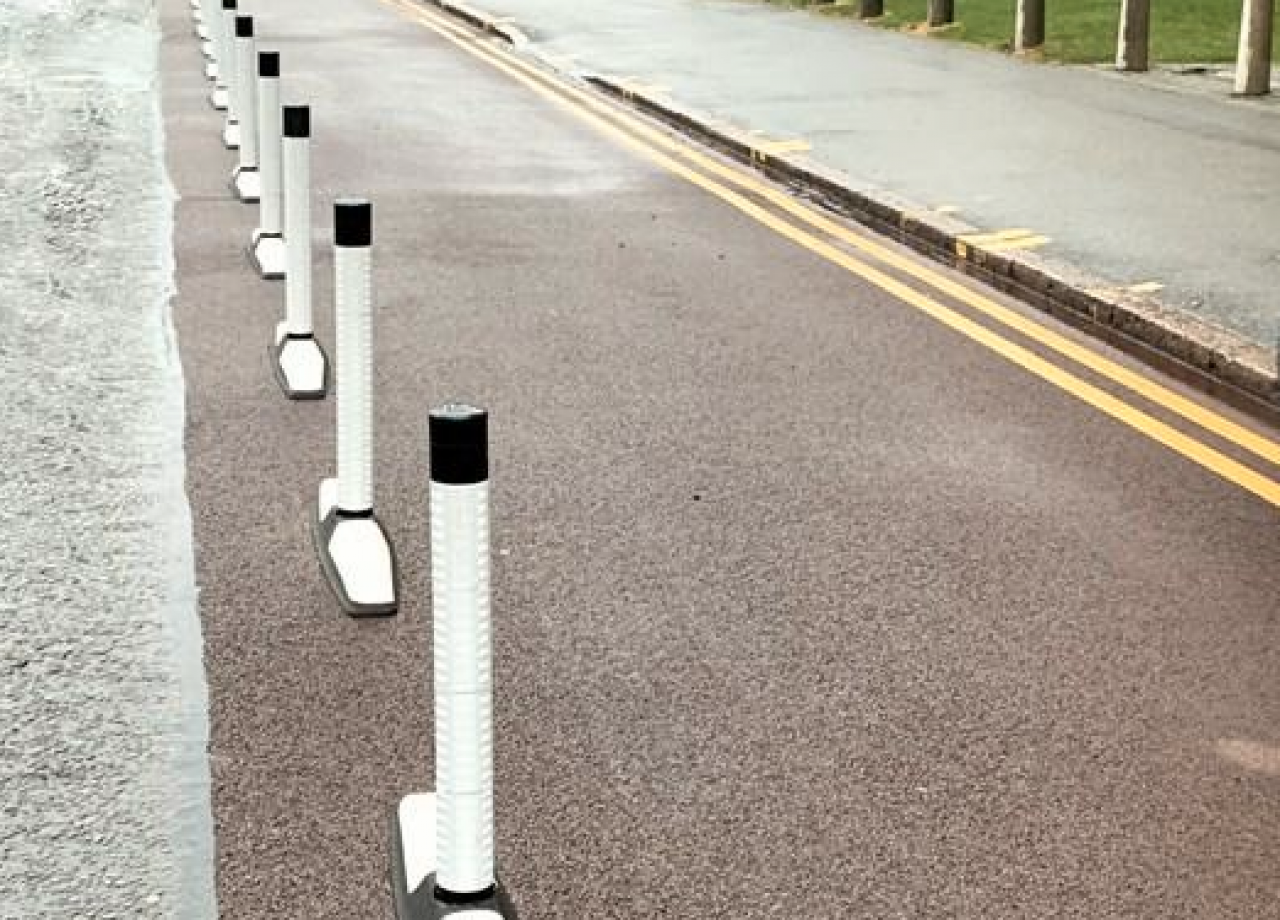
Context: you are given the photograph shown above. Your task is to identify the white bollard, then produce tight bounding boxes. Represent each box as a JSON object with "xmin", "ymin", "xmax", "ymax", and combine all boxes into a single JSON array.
[
  {"xmin": 194, "ymin": 0, "xmax": 210, "ymax": 43},
  {"xmin": 272, "ymin": 105, "xmax": 328, "ymax": 400},
  {"xmin": 230, "ymin": 15, "xmax": 260, "ymax": 201},
  {"xmin": 313, "ymin": 200, "xmax": 398, "ymax": 617},
  {"xmin": 250, "ymin": 51, "xmax": 287, "ymax": 279},
  {"xmin": 391, "ymin": 406, "xmax": 518, "ymax": 920},
  {"xmin": 210, "ymin": 0, "xmax": 235, "ymax": 114},
  {"xmin": 200, "ymin": 0, "xmax": 216, "ymax": 68}
]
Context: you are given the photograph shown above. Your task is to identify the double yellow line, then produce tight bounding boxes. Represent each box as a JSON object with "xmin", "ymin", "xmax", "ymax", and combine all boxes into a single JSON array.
[{"xmin": 383, "ymin": 0, "xmax": 1280, "ymax": 508}]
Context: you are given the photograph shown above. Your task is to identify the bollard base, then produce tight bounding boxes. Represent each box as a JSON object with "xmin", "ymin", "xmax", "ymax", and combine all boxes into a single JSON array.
[
  {"xmin": 222, "ymin": 120, "xmax": 240, "ymax": 148},
  {"xmin": 271, "ymin": 324, "xmax": 328, "ymax": 400},
  {"xmin": 232, "ymin": 167, "xmax": 261, "ymax": 203},
  {"xmin": 391, "ymin": 794, "xmax": 518, "ymax": 920},
  {"xmin": 250, "ymin": 232, "xmax": 287, "ymax": 280},
  {"xmin": 313, "ymin": 478, "xmax": 398, "ymax": 617},
  {"xmin": 210, "ymin": 87, "xmax": 229, "ymax": 111}
]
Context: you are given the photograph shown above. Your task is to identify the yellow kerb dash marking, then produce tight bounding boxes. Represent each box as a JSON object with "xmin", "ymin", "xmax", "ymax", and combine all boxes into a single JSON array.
[
  {"xmin": 616, "ymin": 79, "xmax": 670, "ymax": 98},
  {"xmin": 1128, "ymin": 281, "xmax": 1164, "ymax": 295},
  {"xmin": 958, "ymin": 228, "xmax": 1044, "ymax": 244},
  {"xmin": 957, "ymin": 228, "xmax": 1051, "ymax": 253},
  {"xmin": 754, "ymin": 138, "xmax": 812, "ymax": 157},
  {"xmin": 984, "ymin": 234, "xmax": 1051, "ymax": 252}
]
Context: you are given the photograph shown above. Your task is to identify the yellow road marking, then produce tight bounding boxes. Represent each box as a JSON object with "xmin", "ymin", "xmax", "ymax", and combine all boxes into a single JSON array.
[
  {"xmin": 957, "ymin": 228, "xmax": 1050, "ymax": 252},
  {"xmin": 385, "ymin": 0, "xmax": 1280, "ymax": 504},
  {"xmin": 1128, "ymin": 281, "xmax": 1165, "ymax": 295},
  {"xmin": 959, "ymin": 228, "xmax": 1037, "ymax": 245},
  {"xmin": 754, "ymin": 138, "xmax": 811, "ymax": 157},
  {"xmin": 985, "ymin": 234, "xmax": 1051, "ymax": 252},
  {"xmin": 617, "ymin": 78, "xmax": 670, "ymax": 98}
]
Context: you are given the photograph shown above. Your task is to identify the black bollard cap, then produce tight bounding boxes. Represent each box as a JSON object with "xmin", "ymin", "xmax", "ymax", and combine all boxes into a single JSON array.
[
  {"xmin": 222, "ymin": 0, "xmax": 236, "ymax": 9},
  {"xmin": 258, "ymin": 51, "xmax": 279, "ymax": 78},
  {"xmin": 334, "ymin": 199, "xmax": 372, "ymax": 247},
  {"xmin": 282, "ymin": 105, "xmax": 310, "ymax": 138},
  {"xmin": 430, "ymin": 406, "xmax": 489, "ymax": 485},
  {"xmin": 235, "ymin": 14, "xmax": 253, "ymax": 38}
]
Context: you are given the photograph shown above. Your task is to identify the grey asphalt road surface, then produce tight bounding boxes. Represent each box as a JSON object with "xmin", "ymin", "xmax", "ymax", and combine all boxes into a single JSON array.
[
  {"xmin": 161, "ymin": 0, "xmax": 1280, "ymax": 917},
  {"xmin": 459, "ymin": 0, "xmax": 1280, "ymax": 348},
  {"xmin": 0, "ymin": 1, "xmax": 215, "ymax": 918}
]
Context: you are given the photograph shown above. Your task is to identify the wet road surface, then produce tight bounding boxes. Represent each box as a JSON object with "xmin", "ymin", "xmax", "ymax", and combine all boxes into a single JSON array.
[
  {"xmin": 159, "ymin": 0, "xmax": 1280, "ymax": 917},
  {"xmin": 459, "ymin": 0, "xmax": 1280, "ymax": 347}
]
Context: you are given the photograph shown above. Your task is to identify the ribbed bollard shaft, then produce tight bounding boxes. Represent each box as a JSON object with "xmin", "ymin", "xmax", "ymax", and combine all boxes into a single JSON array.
[
  {"xmin": 215, "ymin": 0, "xmax": 235, "ymax": 94},
  {"xmin": 334, "ymin": 200, "xmax": 373, "ymax": 513},
  {"xmin": 234, "ymin": 16, "xmax": 258, "ymax": 168},
  {"xmin": 257, "ymin": 52, "xmax": 282, "ymax": 235},
  {"xmin": 430, "ymin": 407, "xmax": 495, "ymax": 899},
  {"xmin": 283, "ymin": 107, "xmax": 312, "ymax": 335}
]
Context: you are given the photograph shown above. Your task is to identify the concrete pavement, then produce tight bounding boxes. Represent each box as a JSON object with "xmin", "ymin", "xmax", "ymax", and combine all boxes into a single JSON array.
[
  {"xmin": 160, "ymin": 0, "xmax": 1280, "ymax": 917},
  {"xmin": 0, "ymin": 2, "xmax": 214, "ymax": 917},
  {"xmin": 436, "ymin": 0, "xmax": 1280, "ymax": 404}
]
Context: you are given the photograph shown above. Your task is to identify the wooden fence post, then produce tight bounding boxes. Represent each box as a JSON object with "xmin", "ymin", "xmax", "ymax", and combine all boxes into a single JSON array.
[
  {"xmin": 1015, "ymin": 0, "xmax": 1045, "ymax": 52},
  {"xmin": 1235, "ymin": 0, "xmax": 1274, "ymax": 95},
  {"xmin": 928, "ymin": 0, "xmax": 955, "ymax": 27},
  {"xmin": 1116, "ymin": 0, "xmax": 1151, "ymax": 71}
]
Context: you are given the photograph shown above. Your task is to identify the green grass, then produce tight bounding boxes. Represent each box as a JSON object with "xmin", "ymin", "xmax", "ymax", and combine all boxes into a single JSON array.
[{"xmin": 775, "ymin": 0, "xmax": 1279, "ymax": 64}]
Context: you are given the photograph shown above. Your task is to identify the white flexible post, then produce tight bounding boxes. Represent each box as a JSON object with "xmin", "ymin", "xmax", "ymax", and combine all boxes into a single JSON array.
[
  {"xmin": 335, "ymin": 204, "xmax": 373, "ymax": 515},
  {"xmin": 194, "ymin": 0, "xmax": 210, "ymax": 43},
  {"xmin": 431, "ymin": 407, "xmax": 495, "ymax": 898},
  {"xmin": 250, "ymin": 51, "xmax": 286, "ymax": 278},
  {"xmin": 389, "ymin": 409, "xmax": 516, "ymax": 920},
  {"xmin": 199, "ymin": 0, "xmax": 216, "ymax": 76},
  {"xmin": 210, "ymin": 0, "xmax": 235, "ymax": 112},
  {"xmin": 284, "ymin": 108, "xmax": 313, "ymax": 336},
  {"xmin": 272, "ymin": 105, "xmax": 327, "ymax": 399},
  {"xmin": 231, "ymin": 15, "xmax": 260, "ymax": 201},
  {"xmin": 313, "ymin": 199, "xmax": 397, "ymax": 617}
]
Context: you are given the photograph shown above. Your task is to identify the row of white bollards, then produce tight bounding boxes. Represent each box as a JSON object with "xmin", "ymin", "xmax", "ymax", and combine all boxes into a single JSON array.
[{"xmin": 191, "ymin": 4, "xmax": 519, "ymax": 918}]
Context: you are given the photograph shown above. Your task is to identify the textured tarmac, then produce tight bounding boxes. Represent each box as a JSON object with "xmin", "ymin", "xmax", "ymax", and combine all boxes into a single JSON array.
[{"xmin": 160, "ymin": 0, "xmax": 1280, "ymax": 918}]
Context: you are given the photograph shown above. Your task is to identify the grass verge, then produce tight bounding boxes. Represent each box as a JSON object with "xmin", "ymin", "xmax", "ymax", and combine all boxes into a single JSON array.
[{"xmin": 775, "ymin": 0, "xmax": 1277, "ymax": 64}]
